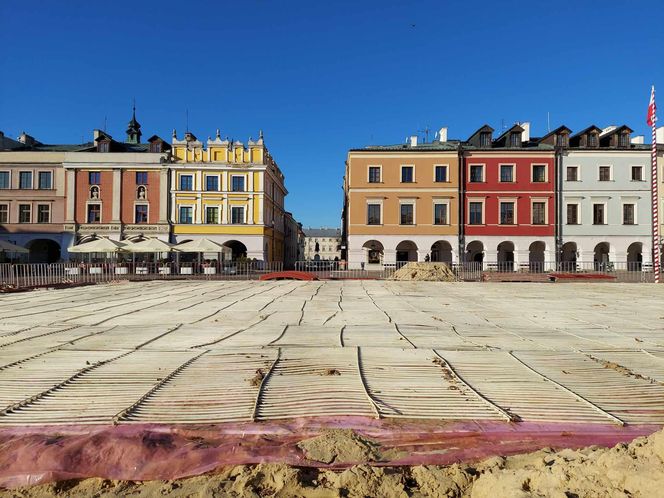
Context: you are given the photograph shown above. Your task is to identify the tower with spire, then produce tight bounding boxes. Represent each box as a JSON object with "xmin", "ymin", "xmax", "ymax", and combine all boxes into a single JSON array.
[{"xmin": 125, "ymin": 101, "xmax": 142, "ymax": 144}]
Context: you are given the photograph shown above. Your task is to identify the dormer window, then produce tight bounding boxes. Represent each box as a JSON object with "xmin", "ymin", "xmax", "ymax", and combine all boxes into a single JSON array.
[
  {"xmin": 98, "ymin": 140, "xmax": 110, "ymax": 153},
  {"xmin": 149, "ymin": 141, "xmax": 162, "ymax": 153},
  {"xmin": 480, "ymin": 132, "xmax": 491, "ymax": 147},
  {"xmin": 555, "ymin": 134, "xmax": 568, "ymax": 147},
  {"xmin": 588, "ymin": 133, "xmax": 598, "ymax": 148},
  {"xmin": 509, "ymin": 133, "xmax": 521, "ymax": 148},
  {"xmin": 618, "ymin": 133, "xmax": 629, "ymax": 148}
]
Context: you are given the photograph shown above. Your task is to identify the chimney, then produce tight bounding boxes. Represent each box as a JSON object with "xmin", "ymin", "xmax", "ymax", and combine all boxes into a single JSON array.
[
  {"xmin": 438, "ymin": 127, "xmax": 448, "ymax": 142},
  {"xmin": 519, "ymin": 122, "xmax": 530, "ymax": 142},
  {"xmin": 656, "ymin": 126, "xmax": 664, "ymax": 144},
  {"xmin": 18, "ymin": 132, "xmax": 36, "ymax": 146},
  {"xmin": 93, "ymin": 129, "xmax": 102, "ymax": 141},
  {"xmin": 630, "ymin": 135, "xmax": 645, "ymax": 144},
  {"xmin": 410, "ymin": 135, "xmax": 418, "ymax": 147}
]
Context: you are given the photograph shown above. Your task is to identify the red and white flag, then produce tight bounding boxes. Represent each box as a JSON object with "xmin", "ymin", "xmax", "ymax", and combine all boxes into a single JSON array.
[{"xmin": 647, "ymin": 85, "xmax": 657, "ymax": 126}]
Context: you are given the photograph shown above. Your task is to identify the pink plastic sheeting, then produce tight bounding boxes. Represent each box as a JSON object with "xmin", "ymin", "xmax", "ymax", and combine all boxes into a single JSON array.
[{"xmin": 0, "ymin": 417, "xmax": 660, "ymax": 489}]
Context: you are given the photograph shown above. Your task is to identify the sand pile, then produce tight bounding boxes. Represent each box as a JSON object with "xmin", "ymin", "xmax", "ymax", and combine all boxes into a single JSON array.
[
  {"xmin": 296, "ymin": 429, "xmax": 382, "ymax": 464},
  {"xmin": 390, "ymin": 262, "xmax": 457, "ymax": 282},
  {"xmin": 4, "ymin": 428, "xmax": 664, "ymax": 497}
]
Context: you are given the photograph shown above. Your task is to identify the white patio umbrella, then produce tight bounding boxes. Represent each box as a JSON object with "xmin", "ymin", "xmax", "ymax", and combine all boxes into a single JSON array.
[
  {"xmin": 173, "ymin": 238, "xmax": 225, "ymax": 253},
  {"xmin": 123, "ymin": 238, "xmax": 174, "ymax": 253},
  {"xmin": 68, "ymin": 238, "xmax": 128, "ymax": 253},
  {"xmin": 0, "ymin": 240, "xmax": 29, "ymax": 254}
]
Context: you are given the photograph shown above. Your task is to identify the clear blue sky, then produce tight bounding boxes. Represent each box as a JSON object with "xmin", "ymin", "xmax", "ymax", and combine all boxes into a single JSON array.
[{"xmin": 1, "ymin": 1, "xmax": 662, "ymax": 227}]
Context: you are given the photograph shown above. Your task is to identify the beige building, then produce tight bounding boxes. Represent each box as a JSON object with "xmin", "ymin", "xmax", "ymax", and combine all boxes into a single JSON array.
[
  {"xmin": 343, "ymin": 132, "xmax": 460, "ymax": 268},
  {"xmin": 303, "ymin": 227, "xmax": 341, "ymax": 261}
]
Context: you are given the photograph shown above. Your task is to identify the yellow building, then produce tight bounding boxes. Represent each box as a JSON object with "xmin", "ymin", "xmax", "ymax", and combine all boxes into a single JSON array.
[{"xmin": 170, "ymin": 129, "xmax": 287, "ymax": 262}]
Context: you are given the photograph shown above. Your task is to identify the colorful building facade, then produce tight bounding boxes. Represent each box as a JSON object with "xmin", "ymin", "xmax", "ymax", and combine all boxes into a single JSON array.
[{"xmin": 170, "ymin": 130, "xmax": 288, "ymax": 262}]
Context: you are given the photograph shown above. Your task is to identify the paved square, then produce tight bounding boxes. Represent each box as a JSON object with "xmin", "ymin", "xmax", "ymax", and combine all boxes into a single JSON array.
[{"xmin": 1, "ymin": 281, "xmax": 663, "ymax": 426}]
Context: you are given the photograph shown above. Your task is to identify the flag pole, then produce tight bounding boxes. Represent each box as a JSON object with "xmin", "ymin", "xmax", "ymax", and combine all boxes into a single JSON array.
[{"xmin": 649, "ymin": 85, "xmax": 660, "ymax": 283}]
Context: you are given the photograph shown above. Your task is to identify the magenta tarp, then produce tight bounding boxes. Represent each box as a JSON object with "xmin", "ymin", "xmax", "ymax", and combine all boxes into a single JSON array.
[{"xmin": 0, "ymin": 417, "xmax": 660, "ymax": 489}]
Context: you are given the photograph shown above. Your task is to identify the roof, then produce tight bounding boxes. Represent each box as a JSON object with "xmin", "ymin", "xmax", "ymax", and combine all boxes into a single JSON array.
[
  {"xmin": 350, "ymin": 141, "xmax": 461, "ymax": 152},
  {"xmin": 304, "ymin": 228, "xmax": 341, "ymax": 238},
  {"xmin": 536, "ymin": 125, "xmax": 572, "ymax": 142}
]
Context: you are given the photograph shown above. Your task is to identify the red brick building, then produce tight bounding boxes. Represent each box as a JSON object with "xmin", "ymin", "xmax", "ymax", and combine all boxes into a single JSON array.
[{"xmin": 461, "ymin": 123, "xmax": 557, "ymax": 269}]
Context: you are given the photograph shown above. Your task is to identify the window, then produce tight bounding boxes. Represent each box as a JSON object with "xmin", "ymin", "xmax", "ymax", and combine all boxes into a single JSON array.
[
  {"xmin": 623, "ymin": 204, "xmax": 635, "ymax": 225},
  {"xmin": 434, "ymin": 203, "xmax": 448, "ymax": 225},
  {"xmin": 205, "ymin": 206, "xmax": 219, "ymax": 224},
  {"xmin": 135, "ymin": 205, "xmax": 148, "ymax": 223},
  {"xmin": 368, "ymin": 166, "xmax": 381, "ymax": 183},
  {"xmin": 500, "ymin": 165, "xmax": 514, "ymax": 182},
  {"xmin": 556, "ymin": 134, "xmax": 568, "ymax": 147},
  {"xmin": 599, "ymin": 166, "xmax": 611, "ymax": 181},
  {"xmin": 401, "ymin": 166, "xmax": 414, "ymax": 183},
  {"xmin": 593, "ymin": 204, "xmax": 605, "ymax": 225},
  {"xmin": 18, "ymin": 204, "xmax": 31, "ymax": 223},
  {"xmin": 136, "ymin": 172, "xmax": 148, "ymax": 185},
  {"xmin": 98, "ymin": 141, "xmax": 109, "ymax": 153},
  {"xmin": 231, "ymin": 206, "xmax": 245, "ymax": 224},
  {"xmin": 367, "ymin": 204, "xmax": 381, "ymax": 225},
  {"xmin": 179, "ymin": 206, "xmax": 193, "ymax": 224},
  {"xmin": 400, "ymin": 203, "xmax": 414, "ymax": 225},
  {"xmin": 37, "ymin": 204, "xmax": 50, "ymax": 223},
  {"xmin": 434, "ymin": 165, "xmax": 448, "ymax": 183},
  {"xmin": 37, "ymin": 171, "xmax": 52, "ymax": 189},
  {"xmin": 566, "ymin": 204, "xmax": 579, "ymax": 225},
  {"xmin": 206, "ymin": 176, "xmax": 219, "ymax": 191},
  {"xmin": 618, "ymin": 133, "xmax": 629, "ymax": 148},
  {"xmin": 588, "ymin": 134, "xmax": 598, "ymax": 147},
  {"xmin": 149, "ymin": 141, "xmax": 162, "ymax": 153},
  {"xmin": 19, "ymin": 171, "xmax": 32, "ymax": 189},
  {"xmin": 0, "ymin": 172, "xmax": 8, "ymax": 189},
  {"xmin": 88, "ymin": 171, "xmax": 100, "ymax": 185},
  {"xmin": 179, "ymin": 175, "xmax": 193, "ymax": 191},
  {"xmin": 532, "ymin": 202, "xmax": 546, "ymax": 225},
  {"xmin": 87, "ymin": 204, "xmax": 101, "ymax": 223},
  {"xmin": 0, "ymin": 204, "xmax": 8, "ymax": 223},
  {"xmin": 566, "ymin": 166, "xmax": 578, "ymax": 182},
  {"xmin": 631, "ymin": 166, "xmax": 643, "ymax": 181},
  {"xmin": 231, "ymin": 176, "xmax": 245, "ymax": 192},
  {"xmin": 532, "ymin": 165, "xmax": 546, "ymax": 182},
  {"xmin": 469, "ymin": 165, "xmax": 484, "ymax": 182},
  {"xmin": 509, "ymin": 133, "xmax": 521, "ymax": 147},
  {"xmin": 480, "ymin": 132, "xmax": 491, "ymax": 147},
  {"xmin": 469, "ymin": 202, "xmax": 483, "ymax": 225},
  {"xmin": 500, "ymin": 202, "xmax": 515, "ymax": 224}
]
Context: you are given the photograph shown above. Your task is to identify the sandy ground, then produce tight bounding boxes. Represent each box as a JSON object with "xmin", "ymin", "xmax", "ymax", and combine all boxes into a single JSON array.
[{"xmin": 3, "ymin": 427, "xmax": 663, "ymax": 498}]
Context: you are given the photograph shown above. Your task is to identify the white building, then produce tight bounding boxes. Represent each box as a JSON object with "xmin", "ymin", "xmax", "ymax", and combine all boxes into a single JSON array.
[{"xmin": 303, "ymin": 227, "xmax": 341, "ymax": 261}]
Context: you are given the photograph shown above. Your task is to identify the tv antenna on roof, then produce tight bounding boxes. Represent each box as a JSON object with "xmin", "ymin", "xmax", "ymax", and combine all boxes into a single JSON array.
[
  {"xmin": 547, "ymin": 112, "xmax": 551, "ymax": 133},
  {"xmin": 185, "ymin": 108, "xmax": 189, "ymax": 132},
  {"xmin": 418, "ymin": 125, "xmax": 431, "ymax": 143}
]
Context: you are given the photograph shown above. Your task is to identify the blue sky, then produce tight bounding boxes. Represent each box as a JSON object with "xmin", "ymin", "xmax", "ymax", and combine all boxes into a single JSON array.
[{"xmin": 1, "ymin": 1, "xmax": 662, "ymax": 227}]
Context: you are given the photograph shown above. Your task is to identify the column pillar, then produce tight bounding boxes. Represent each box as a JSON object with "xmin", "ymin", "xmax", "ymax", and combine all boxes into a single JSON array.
[
  {"xmin": 159, "ymin": 168, "xmax": 169, "ymax": 224},
  {"xmin": 222, "ymin": 196, "xmax": 229, "ymax": 223},
  {"xmin": 111, "ymin": 169, "xmax": 121, "ymax": 223},
  {"xmin": 65, "ymin": 169, "xmax": 76, "ymax": 223}
]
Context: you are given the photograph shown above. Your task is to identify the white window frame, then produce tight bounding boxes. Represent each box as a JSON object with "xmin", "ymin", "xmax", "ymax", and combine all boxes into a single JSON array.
[
  {"xmin": 598, "ymin": 164, "xmax": 613, "ymax": 182},
  {"xmin": 204, "ymin": 174, "xmax": 221, "ymax": 192},
  {"xmin": 18, "ymin": 203, "xmax": 31, "ymax": 223},
  {"xmin": 530, "ymin": 198, "xmax": 548, "ymax": 225},
  {"xmin": 630, "ymin": 165, "xmax": 645, "ymax": 182},
  {"xmin": 178, "ymin": 205, "xmax": 194, "ymax": 224},
  {"xmin": 468, "ymin": 163, "xmax": 485, "ymax": 183},
  {"xmin": 565, "ymin": 202, "xmax": 581, "ymax": 225},
  {"xmin": 400, "ymin": 165, "xmax": 415, "ymax": 183},
  {"xmin": 85, "ymin": 202, "xmax": 102, "ymax": 224},
  {"xmin": 498, "ymin": 198, "xmax": 518, "ymax": 225},
  {"xmin": 498, "ymin": 163, "xmax": 516, "ymax": 183},
  {"xmin": 204, "ymin": 204, "xmax": 221, "ymax": 224},
  {"xmin": 0, "ymin": 203, "xmax": 8, "ymax": 223},
  {"xmin": 367, "ymin": 165, "xmax": 382, "ymax": 183},
  {"xmin": 178, "ymin": 174, "xmax": 194, "ymax": 191},
  {"xmin": 230, "ymin": 205, "xmax": 246, "ymax": 224},
  {"xmin": 467, "ymin": 198, "xmax": 485, "ymax": 225},
  {"xmin": 398, "ymin": 199, "xmax": 416, "ymax": 226},
  {"xmin": 37, "ymin": 170, "xmax": 53, "ymax": 190},
  {"xmin": 134, "ymin": 203, "xmax": 149, "ymax": 224},
  {"xmin": 0, "ymin": 170, "xmax": 11, "ymax": 189},
  {"xmin": 592, "ymin": 202, "xmax": 607, "ymax": 225},
  {"xmin": 621, "ymin": 201, "xmax": 638, "ymax": 225},
  {"xmin": 530, "ymin": 163, "xmax": 548, "ymax": 183},
  {"xmin": 565, "ymin": 165, "xmax": 580, "ymax": 182},
  {"xmin": 18, "ymin": 170, "xmax": 33, "ymax": 189},
  {"xmin": 366, "ymin": 199, "xmax": 383, "ymax": 226},
  {"xmin": 432, "ymin": 200, "xmax": 450, "ymax": 225},
  {"xmin": 433, "ymin": 164, "xmax": 449, "ymax": 183},
  {"xmin": 230, "ymin": 174, "xmax": 247, "ymax": 192},
  {"xmin": 36, "ymin": 203, "xmax": 51, "ymax": 223}
]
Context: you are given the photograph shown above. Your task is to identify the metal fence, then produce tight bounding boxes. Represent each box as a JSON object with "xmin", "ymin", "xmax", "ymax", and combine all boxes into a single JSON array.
[
  {"xmin": 0, "ymin": 260, "xmax": 660, "ymax": 290},
  {"xmin": 0, "ymin": 261, "xmax": 284, "ymax": 289}
]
